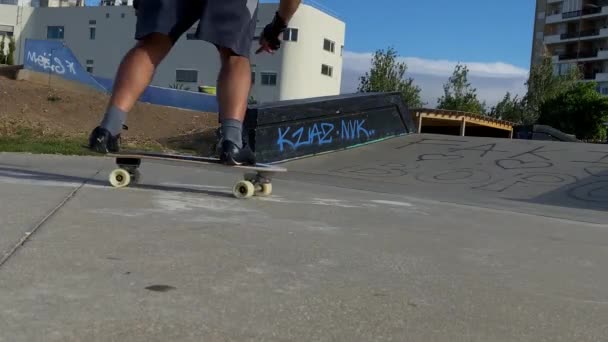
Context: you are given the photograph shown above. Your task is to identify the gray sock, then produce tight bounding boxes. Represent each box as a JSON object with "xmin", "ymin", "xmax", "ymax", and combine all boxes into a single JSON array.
[
  {"xmin": 100, "ymin": 105, "xmax": 127, "ymax": 136},
  {"xmin": 221, "ymin": 119, "xmax": 243, "ymax": 148}
]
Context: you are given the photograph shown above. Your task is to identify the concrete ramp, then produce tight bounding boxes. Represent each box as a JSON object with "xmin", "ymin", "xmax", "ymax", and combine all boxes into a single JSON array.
[{"xmin": 283, "ymin": 134, "xmax": 608, "ymax": 223}]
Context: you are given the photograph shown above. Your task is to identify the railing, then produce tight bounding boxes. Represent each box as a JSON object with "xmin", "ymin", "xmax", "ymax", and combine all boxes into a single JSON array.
[
  {"xmin": 559, "ymin": 50, "xmax": 599, "ymax": 60},
  {"xmin": 563, "ymin": 6, "xmax": 602, "ymax": 18},
  {"xmin": 561, "ymin": 29, "xmax": 600, "ymax": 39}
]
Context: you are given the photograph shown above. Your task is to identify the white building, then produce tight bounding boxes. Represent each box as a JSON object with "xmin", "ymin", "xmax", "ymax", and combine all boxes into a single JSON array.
[{"xmin": 0, "ymin": 1, "xmax": 345, "ymax": 104}]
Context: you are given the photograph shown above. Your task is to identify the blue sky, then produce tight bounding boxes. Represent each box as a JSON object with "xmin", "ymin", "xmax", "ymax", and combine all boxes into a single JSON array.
[
  {"xmin": 324, "ymin": 0, "xmax": 535, "ymax": 69},
  {"xmin": 316, "ymin": 0, "xmax": 536, "ymax": 107}
]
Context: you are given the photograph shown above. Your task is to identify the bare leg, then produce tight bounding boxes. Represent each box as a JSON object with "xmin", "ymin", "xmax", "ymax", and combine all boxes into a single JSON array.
[
  {"xmin": 217, "ymin": 47, "xmax": 252, "ymax": 123},
  {"xmin": 216, "ymin": 47, "xmax": 256, "ymax": 165},
  {"xmin": 109, "ymin": 33, "xmax": 174, "ymax": 113},
  {"xmin": 90, "ymin": 33, "xmax": 174, "ymax": 153}
]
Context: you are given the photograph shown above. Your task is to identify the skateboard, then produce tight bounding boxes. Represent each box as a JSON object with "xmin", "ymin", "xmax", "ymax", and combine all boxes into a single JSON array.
[{"xmin": 104, "ymin": 150, "xmax": 287, "ymax": 199}]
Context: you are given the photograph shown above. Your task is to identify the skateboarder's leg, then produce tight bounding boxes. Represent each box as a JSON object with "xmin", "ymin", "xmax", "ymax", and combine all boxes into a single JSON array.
[
  {"xmin": 107, "ymin": 34, "xmax": 173, "ymax": 115},
  {"xmin": 198, "ymin": 0, "xmax": 259, "ymax": 165},
  {"xmin": 89, "ymin": 0, "xmax": 203, "ymax": 153},
  {"xmin": 99, "ymin": 34, "xmax": 173, "ymax": 136},
  {"xmin": 216, "ymin": 47, "xmax": 252, "ymax": 148}
]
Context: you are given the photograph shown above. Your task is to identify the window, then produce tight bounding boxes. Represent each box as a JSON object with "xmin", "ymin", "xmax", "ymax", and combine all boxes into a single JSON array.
[
  {"xmin": 323, "ymin": 38, "xmax": 335, "ymax": 53},
  {"xmin": 89, "ymin": 20, "xmax": 97, "ymax": 25},
  {"xmin": 175, "ymin": 69, "xmax": 198, "ymax": 83},
  {"xmin": 251, "ymin": 64, "xmax": 256, "ymax": 84},
  {"xmin": 47, "ymin": 26, "xmax": 64, "ymax": 39},
  {"xmin": 341, "ymin": 45, "xmax": 344, "ymax": 56},
  {"xmin": 121, "ymin": 13, "xmax": 126, "ymax": 18},
  {"xmin": 321, "ymin": 64, "xmax": 333, "ymax": 77},
  {"xmin": 106, "ymin": 13, "xmax": 110, "ymax": 18},
  {"xmin": 89, "ymin": 27, "xmax": 96, "ymax": 40},
  {"xmin": 86, "ymin": 60, "xmax": 94, "ymax": 74},
  {"xmin": 283, "ymin": 28, "xmax": 298, "ymax": 42},
  {"xmin": 0, "ymin": 25, "xmax": 14, "ymax": 37},
  {"xmin": 261, "ymin": 72, "xmax": 277, "ymax": 86}
]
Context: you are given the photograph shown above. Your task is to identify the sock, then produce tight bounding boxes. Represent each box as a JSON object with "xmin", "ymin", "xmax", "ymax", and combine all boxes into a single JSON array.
[
  {"xmin": 100, "ymin": 105, "xmax": 127, "ymax": 136},
  {"xmin": 221, "ymin": 119, "xmax": 243, "ymax": 148}
]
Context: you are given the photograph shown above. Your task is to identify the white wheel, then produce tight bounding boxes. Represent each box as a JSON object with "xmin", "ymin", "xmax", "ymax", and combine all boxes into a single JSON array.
[
  {"xmin": 233, "ymin": 180, "xmax": 255, "ymax": 199},
  {"xmin": 256, "ymin": 183, "xmax": 272, "ymax": 196},
  {"xmin": 109, "ymin": 168, "xmax": 131, "ymax": 188}
]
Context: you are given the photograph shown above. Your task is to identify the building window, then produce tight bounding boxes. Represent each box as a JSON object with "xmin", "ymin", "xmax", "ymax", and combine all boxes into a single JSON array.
[
  {"xmin": 121, "ymin": 13, "xmax": 126, "ymax": 18},
  {"xmin": 341, "ymin": 45, "xmax": 344, "ymax": 56},
  {"xmin": 0, "ymin": 24, "xmax": 14, "ymax": 37},
  {"xmin": 86, "ymin": 59, "xmax": 94, "ymax": 74},
  {"xmin": 283, "ymin": 28, "xmax": 298, "ymax": 41},
  {"xmin": 323, "ymin": 38, "xmax": 335, "ymax": 53},
  {"xmin": 175, "ymin": 69, "xmax": 198, "ymax": 83},
  {"xmin": 106, "ymin": 13, "xmax": 110, "ymax": 18},
  {"xmin": 89, "ymin": 20, "xmax": 97, "ymax": 25},
  {"xmin": 47, "ymin": 26, "xmax": 64, "ymax": 39},
  {"xmin": 251, "ymin": 64, "xmax": 256, "ymax": 84},
  {"xmin": 321, "ymin": 64, "xmax": 333, "ymax": 77},
  {"xmin": 261, "ymin": 72, "xmax": 277, "ymax": 86},
  {"xmin": 89, "ymin": 27, "xmax": 96, "ymax": 40}
]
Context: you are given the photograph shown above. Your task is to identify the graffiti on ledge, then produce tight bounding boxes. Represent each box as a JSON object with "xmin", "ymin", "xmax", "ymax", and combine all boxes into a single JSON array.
[{"xmin": 277, "ymin": 118, "xmax": 376, "ymax": 152}]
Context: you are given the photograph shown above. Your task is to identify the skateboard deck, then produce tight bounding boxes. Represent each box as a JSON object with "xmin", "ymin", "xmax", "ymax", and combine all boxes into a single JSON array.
[{"xmin": 104, "ymin": 150, "xmax": 286, "ymax": 199}]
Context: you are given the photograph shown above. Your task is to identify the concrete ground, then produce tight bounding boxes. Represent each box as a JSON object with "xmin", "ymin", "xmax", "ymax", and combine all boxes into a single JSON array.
[{"xmin": 1, "ymin": 134, "xmax": 607, "ymax": 341}]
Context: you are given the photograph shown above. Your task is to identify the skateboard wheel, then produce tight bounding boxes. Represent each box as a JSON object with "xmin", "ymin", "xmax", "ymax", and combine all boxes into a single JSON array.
[
  {"xmin": 233, "ymin": 180, "xmax": 255, "ymax": 198},
  {"xmin": 257, "ymin": 183, "xmax": 272, "ymax": 196},
  {"xmin": 109, "ymin": 168, "xmax": 131, "ymax": 188}
]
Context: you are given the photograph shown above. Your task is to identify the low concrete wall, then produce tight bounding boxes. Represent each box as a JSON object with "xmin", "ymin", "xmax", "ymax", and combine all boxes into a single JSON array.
[
  {"xmin": 244, "ymin": 92, "xmax": 416, "ymax": 163},
  {"xmin": 0, "ymin": 64, "xmax": 23, "ymax": 79}
]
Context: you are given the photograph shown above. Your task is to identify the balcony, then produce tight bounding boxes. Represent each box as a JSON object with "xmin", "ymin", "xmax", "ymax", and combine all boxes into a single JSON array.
[
  {"xmin": 559, "ymin": 51, "xmax": 599, "ymax": 60},
  {"xmin": 561, "ymin": 28, "xmax": 600, "ymax": 39},
  {"xmin": 545, "ymin": 27, "xmax": 608, "ymax": 45},
  {"xmin": 547, "ymin": 5, "xmax": 608, "ymax": 23},
  {"xmin": 596, "ymin": 72, "xmax": 608, "ymax": 81},
  {"xmin": 556, "ymin": 49, "xmax": 608, "ymax": 62}
]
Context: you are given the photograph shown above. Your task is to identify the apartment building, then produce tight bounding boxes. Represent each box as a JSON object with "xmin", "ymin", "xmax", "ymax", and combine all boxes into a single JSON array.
[
  {"xmin": 0, "ymin": 1, "xmax": 345, "ymax": 104},
  {"xmin": 532, "ymin": 0, "xmax": 608, "ymax": 94}
]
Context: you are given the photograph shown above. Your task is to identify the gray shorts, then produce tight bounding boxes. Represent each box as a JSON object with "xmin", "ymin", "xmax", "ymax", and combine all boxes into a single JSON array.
[{"xmin": 135, "ymin": 0, "xmax": 259, "ymax": 57}]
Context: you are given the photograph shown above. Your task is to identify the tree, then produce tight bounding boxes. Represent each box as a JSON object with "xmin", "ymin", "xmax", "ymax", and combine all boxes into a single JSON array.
[
  {"xmin": 0, "ymin": 35, "xmax": 5, "ymax": 65},
  {"xmin": 489, "ymin": 92, "xmax": 527, "ymax": 124},
  {"xmin": 523, "ymin": 54, "xmax": 581, "ymax": 123},
  {"xmin": 357, "ymin": 46, "xmax": 424, "ymax": 108},
  {"xmin": 6, "ymin": 36, "xmax": 15, "ymax": 65},
  {"xmin": 437, "ymin": 63, "xmax": 486, "ymax": 114},
  {"xmin": 538, "ymin": 81, "xmax": 608, "ymax": 140}
]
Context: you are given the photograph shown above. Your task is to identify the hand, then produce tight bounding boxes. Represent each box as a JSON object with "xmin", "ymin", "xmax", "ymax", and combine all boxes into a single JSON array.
[
  {"xmin": 256, "ymin": 37, "xmax": 277, "ymax": 55},
  {"xmin": 255, "ymin": 12, "xmax": 287, "ymax": 55}
]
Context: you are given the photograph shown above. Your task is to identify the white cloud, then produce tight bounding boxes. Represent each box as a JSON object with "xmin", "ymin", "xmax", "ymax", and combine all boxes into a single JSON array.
[{"xmin": 341, "ymin": 51, "xmax": 529, "ymax": 108}]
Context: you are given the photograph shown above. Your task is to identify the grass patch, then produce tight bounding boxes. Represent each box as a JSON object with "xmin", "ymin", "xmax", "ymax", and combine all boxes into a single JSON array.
[{"xmin": 0, "ymin": 127, "xmax": 164, "ymax": 155}]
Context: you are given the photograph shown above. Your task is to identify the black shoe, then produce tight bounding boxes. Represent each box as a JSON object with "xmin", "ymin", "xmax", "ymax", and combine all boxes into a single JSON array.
[
  {"xmin": 219, "ymin": 140, "xmax": 256, "ymax": 166},
  {"xmin": 88, "ymin": 126, "xmax": 121, "ymax": 153}
]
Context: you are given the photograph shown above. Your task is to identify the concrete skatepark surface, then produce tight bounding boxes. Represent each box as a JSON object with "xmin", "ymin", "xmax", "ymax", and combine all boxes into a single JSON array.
[{"xmin": 1, "ymin": 133, "xmax": 607, "ymax": 341}]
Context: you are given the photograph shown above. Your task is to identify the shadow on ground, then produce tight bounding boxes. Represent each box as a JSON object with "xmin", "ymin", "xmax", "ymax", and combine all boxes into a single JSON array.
[
  {"xmin": 0, "ymin": 166, "xmax": 233, "ymax": 199},
  {"xmin": 521, "ymin": 169, "xmax": 608, "ymax": 211}
]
